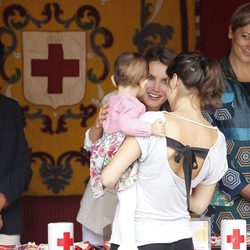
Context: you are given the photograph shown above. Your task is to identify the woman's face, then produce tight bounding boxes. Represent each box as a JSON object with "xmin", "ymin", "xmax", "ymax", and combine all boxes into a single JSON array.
[
  {"xmin": 141, "ymin": 61, "xmax": 168, "ymax": 111},
  {"xmin": 229, "ymin": 24, "xmax": 250, "ymax": 63}
]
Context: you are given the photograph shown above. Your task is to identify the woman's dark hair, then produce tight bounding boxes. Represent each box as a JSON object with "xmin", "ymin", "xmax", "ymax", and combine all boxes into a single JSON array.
[
  {"xmin": 144, "ymin": 46, "xmax": 176, "ymax": 67},
  {"xmin": 230, "ymin": 3, "xmax": 250, "ymax": 33},
  {"xmin": 166, "ymin": 52, "xmax": 224, "ymax": 108}
]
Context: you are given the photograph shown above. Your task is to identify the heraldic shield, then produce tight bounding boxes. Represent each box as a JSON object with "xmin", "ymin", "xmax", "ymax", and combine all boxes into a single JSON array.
[{"xmin": 22, "ymin": 31, "xmax": 86, "ymax": 109}]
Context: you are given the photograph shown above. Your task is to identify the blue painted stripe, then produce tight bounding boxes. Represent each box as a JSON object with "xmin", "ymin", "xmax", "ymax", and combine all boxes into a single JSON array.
[
  {"xmin": 222, "ymin": 128, "xmax": 250, "ymax": 141},
  {"xmin": 221, "ymin": 92, "xmax": 234, "ymax": 103}
]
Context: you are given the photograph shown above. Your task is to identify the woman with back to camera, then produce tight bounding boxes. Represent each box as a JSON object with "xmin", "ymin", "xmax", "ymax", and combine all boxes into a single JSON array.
[
  {"xmin": 77, "ymin": 46, "xmax": 176, "ymax": 246},
  {"xmin": 101, "ymin": 51, "xmax": 228, "ymax": 250}
]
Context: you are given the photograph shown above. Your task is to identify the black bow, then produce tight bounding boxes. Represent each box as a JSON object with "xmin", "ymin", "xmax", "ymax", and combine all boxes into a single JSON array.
[{"xmin": 167, "ymin": 137, "xmax": 209, "ymax": 211}]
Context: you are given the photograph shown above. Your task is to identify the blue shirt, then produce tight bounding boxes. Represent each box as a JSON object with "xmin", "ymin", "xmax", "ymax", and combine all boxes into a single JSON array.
[{"xmin": 203, "ymin": 52, "xmax": 250, "ymax": 235}]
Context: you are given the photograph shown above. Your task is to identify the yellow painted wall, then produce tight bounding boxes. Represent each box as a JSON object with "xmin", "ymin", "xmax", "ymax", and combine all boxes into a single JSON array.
[{"xmin": 0, "ymin": 0, "xmax": 197, "ymax": 195}]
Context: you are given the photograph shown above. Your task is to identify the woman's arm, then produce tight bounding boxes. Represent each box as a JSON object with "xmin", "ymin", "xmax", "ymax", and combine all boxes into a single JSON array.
[
  {"xmin": 190, "ymin": 183, "xmax": 217, "ymax": 215},
  {"xmin": 240, "ymin": 183, "xmax": 250, "ymax": 201},
  {"xmin": 101, "ymin": 136, "xmax": 141, "ymax": 188}
]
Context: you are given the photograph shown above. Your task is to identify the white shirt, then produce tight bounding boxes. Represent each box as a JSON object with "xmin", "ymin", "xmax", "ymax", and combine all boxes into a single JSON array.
[{"xmin": 110, "ymin": 111, "xmax": 228, "ymax": 246}]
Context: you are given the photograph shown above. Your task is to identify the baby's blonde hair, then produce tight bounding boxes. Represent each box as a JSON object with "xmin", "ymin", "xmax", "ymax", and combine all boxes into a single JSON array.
[{"xmin": 113, "ymin": 52, "xmax": 149, "ymax": 86}]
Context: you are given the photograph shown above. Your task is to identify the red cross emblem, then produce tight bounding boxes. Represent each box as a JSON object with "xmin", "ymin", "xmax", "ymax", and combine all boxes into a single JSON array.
[
  {"xmin": 227, "ymin": 229, "xmax": 245, "ymax": 249},
  {"xmin": 31, "ymin": 44, "xmax": 79, "ymax": 94},
  {"xmin": 23, "ymin": 31, "xmax": 85, "ymax": 108},
  {"xmin": 57, "ymin": 232, "xmax": 74, "ymax": 250}
]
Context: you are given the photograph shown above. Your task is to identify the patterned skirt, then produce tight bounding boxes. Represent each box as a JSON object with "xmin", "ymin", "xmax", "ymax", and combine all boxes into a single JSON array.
[{"xmin": 90, "ymin": 132, "xmax": 138, "ymax": 198}]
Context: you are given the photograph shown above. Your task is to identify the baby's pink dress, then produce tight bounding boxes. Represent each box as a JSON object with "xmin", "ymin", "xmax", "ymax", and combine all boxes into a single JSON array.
[{"xmin": 90, "ymin": 93, "xmax": 151, "ymax": 198}]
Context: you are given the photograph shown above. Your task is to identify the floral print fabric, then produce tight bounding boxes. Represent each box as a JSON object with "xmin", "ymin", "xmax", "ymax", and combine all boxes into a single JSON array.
[{"xmin": 90, "ymin": 132, "xmax": 138, "ymax": 198}]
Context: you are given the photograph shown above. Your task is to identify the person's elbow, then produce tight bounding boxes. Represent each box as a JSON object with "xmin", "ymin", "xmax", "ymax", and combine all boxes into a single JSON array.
[
  {"xmin": 240, "ymin": 183, "xmax": 250, "ymax": 201},
  {"xmin": 190, "ymin": 196, "xmax": 209, "ymax": 215},
  {"xmin": 190, "ymin": 203, "xmax": 207, "ymax": 215},
  {"xmin": 101, "ymin": 171, "xmax": 116, "ymax": 189}
]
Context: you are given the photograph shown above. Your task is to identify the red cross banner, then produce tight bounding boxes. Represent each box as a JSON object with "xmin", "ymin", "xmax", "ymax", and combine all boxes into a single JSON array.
[
  {"xmin": 221, "ymin": 219, "xmax": 247, "ymax": 250},
  {"xmin": 23, "ymin": 31, "xmax": 86, "ymax": 109},
  {"xmin": 48, "ymin": 222, "xmax": 74, "ymax": 250},
  {"xmin": 0, "ymin": 0, "xmax": 197, "ymax": 196}
]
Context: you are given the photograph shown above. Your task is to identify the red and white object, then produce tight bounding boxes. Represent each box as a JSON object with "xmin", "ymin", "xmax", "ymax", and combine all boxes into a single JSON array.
[
  {"xmin": 48, "ymin": 222, "xmax": 74, "ymax": 250},
  {"xmin": 22, "ymin": 31, "xmax": 86, "ymax": 109},
  {"xmin": 221, "ymin": 219, "xmax": 246, "ymax": 250}
]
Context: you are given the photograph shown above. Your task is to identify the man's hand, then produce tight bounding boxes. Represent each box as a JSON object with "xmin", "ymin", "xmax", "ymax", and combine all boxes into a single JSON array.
[
  {"xmin": 0, "ymin": 193, "xmax": 8, "ymax": 211},
  {"xmin": 0, "ymin": 214, "xmax": 3, "ymax": 230}
]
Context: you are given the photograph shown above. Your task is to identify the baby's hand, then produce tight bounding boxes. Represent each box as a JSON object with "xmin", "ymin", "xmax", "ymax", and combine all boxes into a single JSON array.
[{"xmin": 151, "ymin": 119, "xmax": 165, "ymax": 136}]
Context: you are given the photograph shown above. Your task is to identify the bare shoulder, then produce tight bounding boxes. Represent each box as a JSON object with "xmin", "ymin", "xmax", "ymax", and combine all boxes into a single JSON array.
[{"xmin": 163, "ymin": 112, "xmax": 218, "ymax": 149}]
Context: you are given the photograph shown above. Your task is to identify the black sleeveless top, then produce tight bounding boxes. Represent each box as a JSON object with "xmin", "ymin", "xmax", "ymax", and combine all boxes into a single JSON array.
[{"xmin": 166, "ymin": 137, "xmax": 209, "ymax": 211}]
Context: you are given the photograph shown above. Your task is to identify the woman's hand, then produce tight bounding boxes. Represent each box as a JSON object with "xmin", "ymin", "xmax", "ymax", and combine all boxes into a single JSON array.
[
  {"xmin": 94, "ymin": 103, "xmax": 109, "ymax": 129},
  {"xmin": 89, "ymin": 103, "xmax": 109, "ymax": 143}
]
